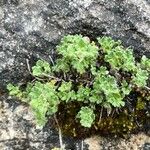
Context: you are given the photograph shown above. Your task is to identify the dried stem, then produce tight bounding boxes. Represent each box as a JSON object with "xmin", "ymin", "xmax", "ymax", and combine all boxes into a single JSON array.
[
  {"xmin": 98, "ymin": 106, "xmax": 103, "ymax": 124},
  {"xmin": 54, "ymin": 114, "xmax": 65, "ymax": 150}
]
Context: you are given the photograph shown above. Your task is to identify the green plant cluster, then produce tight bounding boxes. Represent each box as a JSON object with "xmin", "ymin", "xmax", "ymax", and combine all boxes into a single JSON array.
[{"xmin": 7, "ymin": 35, "xmax": 150, "ymax": 128}]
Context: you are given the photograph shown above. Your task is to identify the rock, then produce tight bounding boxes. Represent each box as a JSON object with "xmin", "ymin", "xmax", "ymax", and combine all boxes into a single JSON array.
[
  {"xmin": 0, "ymin": 95, "xmax": 88, "ymax": 150},
  {"xmin": 85, "ymin": 133, "xmax": 150, "ymax": 150},
  {"xmin": 0, "ymin": 0, "xmax": 150, "ymax": 89}
]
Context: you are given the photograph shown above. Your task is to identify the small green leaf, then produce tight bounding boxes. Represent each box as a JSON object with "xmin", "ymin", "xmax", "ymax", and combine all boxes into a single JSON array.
[
  {"xmin": 89, "ymin": 90, "xmax": 103, "ymax": 104},
  {"xmin": 132, "ymin": 68, "xmax": 149, "ymax": 87},
  {"xmin": 58, "ymin": 81, "xmax": 74, "ymax": 102},
  {"xmin": 76, "ymin": 86, "xmax": 91, "ymax": 102},
  {"xmin": 32, "ymin": 60, "xmax": 52, "ymax": 76},
  {"xmin": 140, "ymin": 55, "xmax": 150, "ymax": 72},
  {"xmin": 121, "ymin": 80, "xmax": 132, "ymax": 97},
  {"xmin": 7, "ymin": 83, "xmax": 22, "ymax": 98},
  {"xmin": 77, "ymin": 106, "xmax": 95, "ymax": 128},
  {"xmin": 97, "ymin": 36, "xmax": 121, "ymax": 53}
]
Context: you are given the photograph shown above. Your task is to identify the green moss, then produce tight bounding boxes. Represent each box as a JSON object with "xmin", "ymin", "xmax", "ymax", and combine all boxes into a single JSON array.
[
  {"xmin": 136, "ymin": 98, "xmax": 145, "ymax": 111},
  {"xmin": 54, "ymin": 90, "xmax": 149, "ymax": 138}
]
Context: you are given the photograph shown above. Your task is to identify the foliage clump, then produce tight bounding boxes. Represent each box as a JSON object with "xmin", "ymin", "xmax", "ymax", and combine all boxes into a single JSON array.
[{"xmin": 7, "ymin": 35, "xmax": 150, "ymax": 129}]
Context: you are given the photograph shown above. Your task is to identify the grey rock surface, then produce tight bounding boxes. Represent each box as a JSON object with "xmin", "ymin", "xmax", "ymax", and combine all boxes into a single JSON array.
[
  {"xmin": 0, "ymin": 0, "xmax": 150, "ymax": 89},
  {"xmin": 0, "ymin": 95, "xmax": 86, "ymax": 150},
  {"xmin": 85, "ymin": 134, "xmax": 150, "ymax": 150}
]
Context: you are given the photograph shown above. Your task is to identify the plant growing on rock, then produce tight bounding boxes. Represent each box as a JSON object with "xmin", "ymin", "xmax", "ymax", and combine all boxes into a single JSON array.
[{"xmin": 7, "ymin": 34, "xmax": 150, "ymax": 128}]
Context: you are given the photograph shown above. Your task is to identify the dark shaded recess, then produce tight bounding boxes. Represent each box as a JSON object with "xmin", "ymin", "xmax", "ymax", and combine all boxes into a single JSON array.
[
  {"xmin": 78, "ymin": 23, "xmax": 106, "ymax": 41},
  {"xmin": 4, "ymin": 23, "xmax": 16, "ymax": 35},
  {"xmin": 5, "ymin": 138, "xmax": 30, "ymax": 150},
  {"xmin": 46, "ymin": 0, "xmax": 77, "ymax": 17},
  {"xmin": 44, "ymin": 118, "xmax": 82, "ymax": 150},
  {"xmin": 0, "ymin": 69, "xmax": 22, "ymax": 88},
  {"xmin": 0, "ymin": 53, "xmax": 31, "ymax": 91},
  {"xmin": 126, "ymin": 91, "xmax": 138, "ymax": 111},
  {"xmin": 65, "ymin": 20, "xmax": 106, "ymax": 41},
  {"xmin": 144, "ymin": 101, "xmax": 150, "ymax": 134},
  {"xmin": 45, "ymin": 119, "xmax": 89, "ymax": 150},
  {"xmin": 146, "ymin": 0, "xmax": 150, "ymax": 4},
  {"xmin": 20, "ymin": 35, "xmax": 50, "ymax": 52},
  {"xmin": 144, "ymin": 143, "xmax": 150, "ymax": 150},
  {"xmin": 4, "ymin": 22, "xmax": 24, "ymax": 34}
]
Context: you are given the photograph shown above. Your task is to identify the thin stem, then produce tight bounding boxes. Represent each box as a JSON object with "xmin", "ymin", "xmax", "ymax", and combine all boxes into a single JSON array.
[
  {"xmin": 63, "ymin": 72, "xmax": 67, "ymax": 80},
  {"xmin": 145, "ymin": 86, "xmax": 150, "ymax": 90},
  {"xmin": 49, "ymin": 55, "xmax": 54, "ymax": 66},
  {"xmin": 111, "ymin": 109, "xmax": 115, "ymax": 118},
  {"xmin": 81, "ymin": 140, "xmax": 84, "ymax": 150},
  {"xmin": 54, "ymin": 114, "xmax": 65, "ymax": 150},
  {"xmin": 43, "ymin": 74, "xmax": 63, "ymax": 81},
  {"xmin": 26, "ymin": 59, "xmax": 93, "ymax": 85},
  {"xmin": 115, "ymin": 108, "xmax": 119, "ymax": 114},
  {"xmin": 98, "ymin": 106, "xmax": 103, "ymax": 124},
  {"xmin": 26, "ymin": 59, "xmax": 32, "ymax": 74}
]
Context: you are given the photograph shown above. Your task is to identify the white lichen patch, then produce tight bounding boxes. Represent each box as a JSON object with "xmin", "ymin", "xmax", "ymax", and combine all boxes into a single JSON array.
[
  {"xmin": 0, "ymin": 52, "xmax": 14, "ymax": 72},
  {"xmin": 23, "ymin": 16, "xmax": 44, "ymax": 34},
  {"xmin": 69, "ymin": 0, "xmax": 93, "ymax": 8}
]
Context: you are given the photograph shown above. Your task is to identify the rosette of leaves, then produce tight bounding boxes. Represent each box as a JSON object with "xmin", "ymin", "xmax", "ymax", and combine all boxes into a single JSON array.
[
  {"xmin": 76, "ymin": 85, "xmax": 91, "ymax": 102},
  {"xmin": 28, "ymin": 81, "xmax": 59, "ymax": 125},
  {"xmin": 93, "ymin": 66, "xmax": 125, "ymax": 107},
  {"xmin": 98, "ymin": 36, "xmax": 149, "ymax": 88},
  {"xmin": 55, "ymin": 34, "xmax": 99, "ymax": 74},
  {"xmin": 104, "ymin": 46, "xmax": 136, "ymax": 72},
  {"xmin": 120, "ymin": 80, "xmax": 132, "ymax": 97},
  {"xmin": 58, "ymin": 81, "xmax": 76, "ymax": 102},
  {"xmin": 132, "ymin": 68, "xmax": 149, "ymax": 87},
  {"xmin": 7, "ymin": 84, "xmax": 23, "ymax": 98},
  {"xmin": 97, "ymin": 36, "xmax": 122, "ymax": 53},
  {"xmin": 77, "ymin": 106, "xmax": 95, "ymax": 128},
  {"xmin": 32, "ymin": 59, "xmax": 52, "ymax": 77}
]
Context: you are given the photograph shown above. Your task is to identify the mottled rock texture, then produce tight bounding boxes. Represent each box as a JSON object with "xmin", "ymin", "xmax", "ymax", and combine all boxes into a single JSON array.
[
  {"xmin": 0, "ymin": 0, "xmax": 150, "ymax": 89},
  {"xmin": 0, "ymin": 95, "xmax": 85, "ymax": 150},
  {"xmin": 0, "ymin": 0, "xmax": 150, "ymax": 149},
  {"xmin": 85, "ymin": 134, "xmax": 150, "ymax": 150}
]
